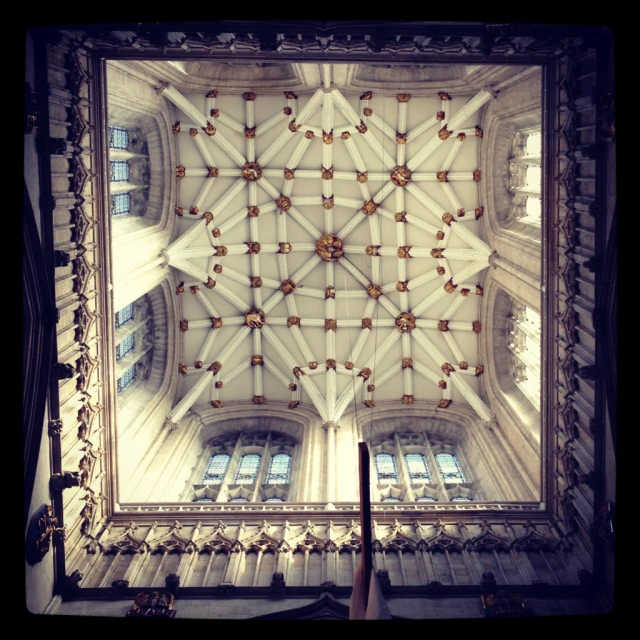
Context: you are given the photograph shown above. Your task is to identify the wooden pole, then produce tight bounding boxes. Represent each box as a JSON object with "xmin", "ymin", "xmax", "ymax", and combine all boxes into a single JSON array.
[{"xmin": 358, "ymin": 441, "xmax": 373, "ymax": 608}]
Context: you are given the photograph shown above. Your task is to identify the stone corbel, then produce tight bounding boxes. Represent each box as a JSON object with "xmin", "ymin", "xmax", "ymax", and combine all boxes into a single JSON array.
[{"xmin": 50, "ymin": 471, "xmax": 81, "ymax": 492}]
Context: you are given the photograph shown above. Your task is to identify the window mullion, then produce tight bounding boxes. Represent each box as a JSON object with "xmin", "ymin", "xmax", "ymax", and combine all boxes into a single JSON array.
[
  {"xmin": 115, "ymin": 342, "xmax": 152, "ymax": 378},
  {"xmin": 394, "ymin": 434, "xmax": 412, "ymax": 501},
  {"xmin": 115, "ymin": 315, "xmax": 149, "ymax": 344},
  {"xmin": 110, "ymin": 182, "xmax": 145, "ymax": 195},
  {"xmin": 252, "ymin": 433, "xmax": 272, "ymax": 502},
  {"xmin": 218, "ymin": 436, "xmax": 244, "ymax": 502},
  {"xmin": 423, "ymin": 436, "xmax": 446, "ymax": 501}
]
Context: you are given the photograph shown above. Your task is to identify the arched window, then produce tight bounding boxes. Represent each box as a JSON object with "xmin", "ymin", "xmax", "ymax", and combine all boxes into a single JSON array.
[
  {"xmin": 509, "ymin": 129, "xmax": 542, "ymax": 227},
  {"xmin": 405, "ymin": 453, "xmax": 431, "ymax": 481},
  {"xmin": 508, "ymin": 304, "xmax": 541, "ymax": 410},
  {"xmin": 201, "ymin": 454, "xmax": 231, "ymax": 484},
  {"xmin": 266, "ymin": 453, "xmax": 292, "ymax": 484},
  {"xmin": 435, "ymin": 453, "xmax": 465, "ymax": 484},
  {"xmin": 375, "ymin": 453, "xmax": 399, "ymax": 483},
  {"xmin": 235, "ymin": 454, "xmax": 261, "ymax": 484}
]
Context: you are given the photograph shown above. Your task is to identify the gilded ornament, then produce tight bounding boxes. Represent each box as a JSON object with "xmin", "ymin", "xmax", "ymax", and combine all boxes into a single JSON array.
[
  {"xmin": 366, "ymin": 283, "xmax": 383, "ymax": 300},
  {"xmin": 176, "ymin": 165, "xmax": 186, "ymax": 178},
  {"xmin": 280, "ymin": 279, "xmax": 296, "ymax": 295},
  {"xmin": 475, "ymin": 365, "xmax": 485, "ymax": 377},
  {"xmin": 402, "ymin": 357, "xmax": 413, "ymax": 369},
  {"xmin": 397, "ymin": 246, "xmax": 412, "ymax": 259},
  {"xmin": 287, "ymin": 316, "xmax": 301, "ymax": 328},
  {"xmin": 395, "ymin": 211, "xmax": 407, "ymax": 223},
  {"xmin": 189, "ymin": 206, "xmax": 199, "ymax": 215},
  {"xmin": 345, "ymin": 361, "xmax": 354, "ymax": 370},
  {"xmin": 326, "ymin": 359, "xmax": 337, "ymax": 371},
  {"xmin": 190, "ymin": 285, "xmax": 200, "ymax": 294},
  {"xmin": 210, "ymin": 108, "xmax": 220, "ymax": 118},
  {"xmin": 242, "ymin": 161, "xmax": 263, "ymax": 182},
  {"xmin": 179, "ymin": 363, "xmax": 188, "ymax": 375},
  {"xmin": 176, "ymin": 282, "xmax": 185, "ymax": 294},
  {"xmin": 431, "ymin": 248, "xmax": 444, "ymax": 259},
  {"xmin": 321, "ymin": 165, "xmax": 334, "ymax": 180},
  {"xmin": 246, "ymin": 242, "xmax": 261, "ymax": 254},
  {"xmin": 396, "ymin": 132, "xmax": 407, "ymax": 144},
  {"xmin": 325, "ymin": 286, "xmax": 335, "ymax": 299},
  {"xmin": 439, "ymin": 399, "xmax": 452, "ymax": 408},
  {"xmin": 325, "ymin": 319, "xmax": 337, "ymax": 332},
  {"xmin": 437, "ymin": 171, "xmax": 449, "ymax": 182},
  {"xmin": 367, "ymin": 384, "xmax": 375, "ymax": 392},
  {"xmin": 395, "ymin": 312, "xmax": 416, "ymax": 333},
  {"xmin": 475, "ymin": 206, "xmax": 484, "ymax": 219},
  {"xmin": 289, "ymin": 119, "xmax": 300, "ymax": 132},
  {"xmin": 436, "ymin": 111, "xmax": 446, "ymax": 121},
  {"xmin": 316, "ymin": 234, "xmax": 343, "ymax": 261},
  {"xmin": 323, "ymin": 129, "xmax": 334, "ymax": 144},
  {"xmin": 364, "ymin": 400, "xmax": 376, "ymax": 408},
  {"xmin": 358, "ymin": 368, "xmax": 372, "ymax": 381},
  {"xmin": 438, "ymin": 92, "xmax": 451, "ymax": 100},
  {"xmin": 473, "ymin": 169, "xmax": 481, "ymax": 182},
  {"xmin": 397, "ymin": 93, "xmax": 411, "ymax": 102},
  {"xmin": 436, "ymin": 266, "xmax": 445, "ymax": 276},
  {"xmin": 438, "ymin": 320, "xmax": 449, "ymax": 332},
  {"xmin": 293, "ymin": 367, "xmax": 305, "ymax": 378},
  {"xmin": 441, "ymin": 362, "xmax": 454, "ymax": 376},
  {"xmin": 476, "ymin": 284, "xmax": 484, "ymax": 296},
  {"xmin": 436, "ymin": 231, "xmax": 445, "ymax": 240},
  {"xmin": 438, "ymin": 380, "xmax": 447, "ymax": 389},
  {"xmin": 214, "ymin": 246, "xmax": 228, "ymax": 256},
  {"xmin": 322, "ymin": 195, "xmax": 334, "ymax": 209},
  {"xmin": 442, "ymin": 212, "xmax": 455, "ymax": 226},
  {"xmin": 356, "ymin": 121, "xmax": 368, "ymax": 134},
  {"xmin": 366, "ymin": 245, "xmax": 381, "ymax": 257},
  {"xmin": 444, "ymin": 279, "xmax": 457, "ymax": 293},
  {"xmin": 460, "ymin": 288, "xmax": 470, "ymax": 297},
  {"xmin": 206, "ymin": 90, "xmax": 218, "ymax": 98},
  {"xmin": 341, "ymin": 131, "xmax": 351, "ymax": 140},
  {"xmin": 251, "ymin": 355, "xmax": 264, "ymax": 366},
  {"xmin": 288, "ymin": 383, "xmax": 297, "ymax": 391},
  {"xmin": 175, "ymin": 206, "xmax": 184, "ymax": 216},
  {"xmin": 457, "ymin": 133, "xmax": 466, "ymax": 142},
  {"xmin": 207, "ymin": 361, "xmax": 222, "ymax": 374},
  {"xmin": 247, "ymin": 206, "xmax": 260, "ymax": 217},
  {"xmin": 363, "ymin": 107, "xmax": 373, "ymax": 117},
  {"xmin": 362, "ymin": 317, "xmax": 373, "ymax": 330},
  {"xmin": 244, "ymin": 127, "xmax": 256, "ymax": 138},
  {"xmin": 180, "ymin": 319, "xmax": 189, "ymax": 332},
  {"xmin": 194, "ymin": 361, "xmax": 203, "ymax": 369},
  {"xmin": 250, "ymin": 276, "xmax": 263, "ymax": 288},
  {"xmin": 189, "ymin": 128, "xmax": 198, "ymax": 137},
  {"xmin": 284, "ymin": 91, "xmax": 298, "ymax": 100},
  {"xmin": 401, "ymin": 394, "xmax": 415, "ymax": 404},
  {"xmin": 278, "ymin": 242, "xmax": 292, "ymax": 254},
  {"xmin": 214, "ymin": 264, "xmax": 223, "ymax": 274},
  {"xmin": 288, "ymin": 400, "xmax": 300, "ymax": 409},
  {"xmin": 215, "ymin": 381, "xmax": 224, "ymax": 389},
  {"xmin": 243, "ymin": 92, "xmax": 256, "ymax": 101},
  {"xmin": 475, "ymin": 125, "xmax": 483, "ymax": 138},
  {"xmin": 309, "ymin": 361, "xmax": 318, "ymax": 369},
  {"xmin": 205, "ymin": 277, "xmax": 216, "ymax": 289},
  {"xmin": 304, "ymin": 130, "xmax": 314, "ymax": 139},
  {"xmin": 212, "ymin": 228, "xmax": 221, "ymax": 238},
  {"xmin": 361, "ymin": 199, "xmax": 379, "ymax": 216},
  {"xmin": 390, "ymin": 165, "xmax": 412, "ymax": 187},
  {"xmin": 284, "ymin": 168, "xmax": 296, "ymax": 180},
  {"xmin": 276, "ymin": 194, "xmax": 292, "ymax": 211},
  {"xmin": 459, "ymin": 361, "xmax": 468, "ymax": 370},
  {"xmin": 396, "ymin": 281, "xmax": 409, "ymax": 292},
  {"xmin": 172, "ymin": 121, "xmax": 181, "ymax": 134},
  {"xmin": 203, "ymin": 122, "xmax": 216, "ymax": 136},
  {"xmin": 357, "ymin": 171, "xmax": 368, "ymax": 183},
  {"xmin": 284, "ymin": 106, "xmax": 292, "ymax": 116},
  {"xmin": 211, "ymin": 317, "xmax": 223, "ymax": 329},
  {"xmin": 211, "ymin": 400, "xmax": 223, "ymax": 408},
  {"xmin": 473, "ymin": 321, "xmax": 482, "ymax": 333},
  {"xmin": 201, "ymin": 211, "xmax": 214, "ymax": 224},
  {"xmin": 360, "ymin": 91, "xmax": 373, "ymax": 100},
  {"xmin": 245, "ymin": 308, "xmax": 266, "ymax": 328},
  {"xmin": 457, "ymin": 208, "xmax": 465, "ymax": 217},
  {"xmin": 438, "ymin": 125, "xmax": 453, "ymax": 140}
]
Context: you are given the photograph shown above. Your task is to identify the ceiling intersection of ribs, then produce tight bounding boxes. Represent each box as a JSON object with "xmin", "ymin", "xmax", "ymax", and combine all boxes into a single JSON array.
[{"xmin": 160, "ymin": 75, "xmax": 493, "ymax": 426}]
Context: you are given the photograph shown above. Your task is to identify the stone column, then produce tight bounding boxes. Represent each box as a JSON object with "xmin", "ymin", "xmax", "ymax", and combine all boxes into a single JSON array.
[{"xmin": 323, "ymin": 421, "xmax": 339, "ymax": 503}]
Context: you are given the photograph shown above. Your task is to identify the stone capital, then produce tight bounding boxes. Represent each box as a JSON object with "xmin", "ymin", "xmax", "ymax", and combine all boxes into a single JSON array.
[{"xmin": 322, "ymin": 421, "xmax": 340, "ymax": 432}]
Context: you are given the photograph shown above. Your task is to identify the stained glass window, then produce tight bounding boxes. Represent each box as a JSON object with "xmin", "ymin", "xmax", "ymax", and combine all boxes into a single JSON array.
[
  {"xmin": 417, "ymin": 496, "xmax": 435, "ymax": 502},
  {"xmin": 115, "ymin": 304, "xmax": 134, "ymax": 328},
  {"xmin": 109, "ymin": 126, "xmax": 129, "ymax": 150},
  {"xmin": 509, "ymin": 305, "xmax": 541, "ymax": 410},
  {"xmin": 230, "ymin": 497, "xmax": 249, "ymax": 502},
  {"xmin": 382, "ymin": 496, "xmax": 400, "ymax": 502},
  {"xmin": 266, "ymin": 453, "xmax": 291, "ymax": 484},
  {"xmin": 235, "ymin": 454, "xmax": 261, "ymax": 484},
  {"xmin": 110, "ymin": 160, "xmax": 130, "ymax": 182},
  {"xmin": 435, "ymin": 453, "xmax": 465, "ymax": 484},
  {"xmin": 115, "ymin": 334, "xmax": 134, "ymax": 361},
  {"xmin": 375, "ymin": 453, "xmax": 399, "ymax": 483},
  {"xmin": 117, "ymin": 365, "xmax": 136, "ymax": 394},
  {"xmin": 111, "ymin": 193, "xmax": 130, "ymax": 216},
  {"xmin": 195, "ymin": 497, "xmax": 214, "ymax": 502},
  {"xmin": 202, "ymin": 454, "xmax": 231, "ymax": 484},
  {"xmin": 405, "ymin": 453, "xmax": 431, "ymax": 481},
  {"xmin": 452, "ymin": 496, "xmax": 471, "ymax": 502},
  {"xmin": 265, "ymin": 497, "xmax": 284, "ymax": 502}
]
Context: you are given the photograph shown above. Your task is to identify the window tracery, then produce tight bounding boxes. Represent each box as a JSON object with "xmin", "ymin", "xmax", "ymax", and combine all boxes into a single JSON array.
[
  {"xmin": 508, "ymin": 304, "xmax": 541, "ymax": 411},
  {"xmin": 509, "ymin": 129, "xmax": 542, "ymax": 227}
]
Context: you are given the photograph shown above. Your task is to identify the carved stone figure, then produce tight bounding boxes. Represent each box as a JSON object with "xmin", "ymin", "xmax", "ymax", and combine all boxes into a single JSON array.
[
  {"xmin": 316, "ymin": 234, "xmax": 344, "ymax": 261},
  {"xmin": 244, "ymin": 126, "xmax": 256, "ymax": 139},
  {"xmin": 207, "ymin": 167, "xmax": 219, "ymax": 178},
  {"xmin": 459, "ymin": 361, "xmax": 468, "ymax": 370},
  {"xmin": 242, "ymin": 161, "xmax": 262, "ymax": 182},
  {"xmin": 189, "ymin": 206, "xmax": 199, "ymax": 216},
  {"xmin": 206, "ymin": 90, "xmax": 218, "ymax": 98},
  {"xmin": 473, "ymin": 320, "xmax": 482, "ymax": 333},
  {"xmin": 251, "ymin": 355, "xmax": 264, "ymax": 366},
  {"xmin": 431, "ymin": 248, "xmax": 444, "ymax": 259},
  {"xmin": 214, "ymin": 264, "xmax": 223, "ymax": 274},
  {"xmin": 276, "ymin": 194, "xmax": 292, "ymax": 211},
  {"xmin": 189, "ymin": 128, "xmax": 198, "ymax": 137},
  {"xmin": 203, "ymin": 122, "xmax": 216, "ymax": 136},
  {"xmin": 460, "ymin": 288, "xmax": 470, "ymax": 296},
  {"xmin": 190, "ymin": 285, "xmax": 200, "ymax": 294},
  {"xmin": 175, "ymin": 206, "xmax": 184, "ymax": 216},
  {"xmin": 475, "ymin": 365, "xmax": 485, "ymax": 376},
  {"xmin": 245, "ymin": 308, "xmax": 266, "ymax": 328},
  {"xmin": 246, "ymin": 242, "xmax": 261, "ymax": 254},
  {"xmin": 322, "ymin": 195, "xmax": 334, "ymax": 209},
  {"xmin": 361, "ymin": 91, "xmax": 373, "ymax": 100},
  {"xmin": 395, "ymin": 312, "xmax": 416, "ymax": 333},
  {"xmin": 437, "ymin": 266, "xmax": 445, "ymax": 276},
  {"xmin": 397, "ymin": 246, "xmax": 412, "ymax": 258},
  {"xmin": 438, "ymin": 320, "xmax": 449, "ymax": 332},
  {"xmin": 442, "ymin": 212, "xmax": 455, "ymax": 225},
  {"xmin": 284, "ymin": 168, "xmax": 295, "ymax": 180},
  {"xmin": 475, "ymin": 125, "xmax": 483, "ymax": 138},
  {"xmin": 325, "ymin": 286, "xmax": 335, "ymax": 299},
  {"xmin": 476, "ymin": 284, "xmax": 484, "ymax": 296},
  {"xmin": 205, "ymin": 277, "xmax": 216, "ymax": 289},
  {"xmin": 253, "ymin": 395, "xmax": 266, "ymax": 405},
  {"xmin": 396, "ymin": 132, "xmax": 407, "ymax": 144},
  {"xmin": 396, "ymin": 281, "xmax": 409, "ymax": 292},
  {"xmin": 390, "ymin": 165, "xmax": 412, "ymax": 187},
  {"xmin": 214, "ymin": 246, "xmax": 228, "ymax": 256},
  {"xmin": 178, "ymin": 363, "xmax": 188, "ymax": 375},
  {"xmin": 293, "ymin": 367, "xmax": 305, "ymax": 378},
  {"xmin": 358, "ymin": 368, "xmax": 372, "ymax": 381},
  {"xmin": 280, "ymin": 279, "xmax": 296, "ymax": 295},
  {"xmin": 438, "ymin": 380, "xmax": 447, "ymax": 389},
  {"xmin": 201, "ymin": 211, "xmax": 214, "ymax": 224},
  {"xmin": 363, "ymin": 107, "xmax": 373, "ymax": 116},
  {"xmin": 475, "ymin": 206, "xmax": 484, "ymax": 219},
  {"xmin": 361, "ymin": 199, "xmax": 378, "ymax": 215},
  {"xmin": 473, "ymin": 169, "xmax": 482, "ymax": 182},
  {"xmin": 247, "ymin": 206, "xmax": 260, "ymax": 217},
  {"xmin": 357, "ymin": 170, "xmax": 368, "ymax": 183},
  {"xmin": 362, "ymin": 317, "xmax": 373, "ymax": 330},
  {"xmin": 250, "ymin": 276, "xmax": 263, "ymax": 288},
  {"xmin": 215, "ymin": 381, "xmax": 223, "ymax": 389},
  {"xmin": 437, "ymin": 171, "xmax": 449, "ymax": 182},
  {"xmin": 288, "ymin": 401, "xmax": 299, "ymax": 409},
  {"xmin": 395, "ymin": 211, "xmax": 407, "ymax": 222},
  {"xmin": 322, "ymin": 165, "xmax": 334, "ymax": 180},
  {"xmin": 323, "ymin": 129, "xmax": 333, "ymax": 144},
  {"xmin": 341, "ymin": 131, "xmax": 351, "ymax": 140},
  {"xmin": 444, "ymin": 279, "xmax": 457, "ymax": 293},
  {"xmin": 211, "ymin": 400, "xmax": 223, "ymax": 409},
  {"xmin": 345, "ymin": 361, "xmax": 354, "ymax": 370},
  {"xmin": 436, "ymin": 110, "xmax": 446, "ymax": 121},
  {"xmin": 457, "ymin": 132, "xmax": 466, "ymax": 141},
  {"xmin": 366, "ymin": 283, "xmax": 383, "ymax": 299},
  {"xmin": 438, "ymin": 125, "xmax": 453, "ymax": 140},
  {"xmin": 176, "ymin": 282, "xmax": 185, "ymax": 294},
  {"xmin": 325, "ymin": 319, "xmax": 337, "ymax": 332},
  {"xmin": 442, "ymin": 362, "xmax": 454, "ymax": 376},
  {"xmin": 210, "ymin": 108, "xmax": 220, "ymax": 118},
  {"xmin": 364, "ymin": 400, "xmax": 375, "ymax": 408},
  {"xmin": 402, "ymin": 357, "xmax": 413, "ymax": 369},
  {"xmin": 402, "ymin": 395, "xmax": 415, "ymax": 404},
  {"xmin": 457, "ymin": 208, "xmax": 466, "ymax": 217},
  {"xmin": 283, "ymin": 106, "xmax": 292, "ymax": 116},
  {"xmin": 284, "ymin": 91, "xmax": 297, "ymax": 100},
  {"xmin": 326, "ymin": 359, "xmax": 337, "ymax": 371},
  {"xmin": 439, "ymin": 399, "xmax": 452, "ymax": 408},
  {"xmin": 172, "ymin": 121, "xmax": 180, "ymax": 134},
  {"xmin": 397, "ymin": 93, "xmax": 411, "ymax": 102},
  {"xmin": 208, "ymin": 361, "xmax": 222, "ymax": 374},
  {"xmin": 305, "ymin": 130, "xmax": 314, "ymax": 139},
  {"xmin": 308, "ymin": 361, "xmax": 318, "ymax": 369},
  {"xmin": 356, "ymin": 121, "xmax": 368, "ymax": 134},
  {"xmin": 288, "ymin": 383, "xmax": 297, "ymax": 391},
  {"xmin": 175, "ymin": 165, "xmax": 186, "ymax": 178}
]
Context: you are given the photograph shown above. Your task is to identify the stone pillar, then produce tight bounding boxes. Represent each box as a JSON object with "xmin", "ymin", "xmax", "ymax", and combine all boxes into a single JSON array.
[{"xmin": 323, "ymin": 421, "xmax": 339, "ymax": 503}]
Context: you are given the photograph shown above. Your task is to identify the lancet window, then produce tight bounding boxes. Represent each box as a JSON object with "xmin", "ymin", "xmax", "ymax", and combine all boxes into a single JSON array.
[
  {"xmin": 508, "ymin": 303, "xmax": 541, "ymax": 411},
  {"xmin": 509, "ymin": 129, "xmax": 542, "ymax": 226}
]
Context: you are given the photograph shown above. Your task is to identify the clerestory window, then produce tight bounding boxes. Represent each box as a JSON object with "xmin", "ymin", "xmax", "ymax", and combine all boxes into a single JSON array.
[
  {"xmin": 508, "ymin": 304, "xmax": 541, "ymax": 411},
  {"xmin": 509, "ymin": 129, "xmax": 542, "ymax": 227}
]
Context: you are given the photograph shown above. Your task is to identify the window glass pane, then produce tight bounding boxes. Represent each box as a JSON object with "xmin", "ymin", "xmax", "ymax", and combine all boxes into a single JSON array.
[
  {"xmin": 110, "ymin": 160, "xmax": 130, "ymax": 182},
  {"xmin": 375, "ymin": 453, "xmax": 399, "ymax": 483},
  {"xmin": 266, "ymin": 453, "xmax": 291, "ymax": 484},
  {"xmin": 195, "ymin": 498, "xmax": 214, "ymax": 502},
  {"xmin": 115, "ymin": 304, "xmax": 134, "ymax": 328},
  {"xmin": 235, "ymin": 454, "xmax": 261, "ymax": 484},
  {"xmin": 202, "ymin": 454, "xmax": 231, "ymax": 484},
  {"xmin": 417, "ymin": 496, "xmax": 435, "ymax": 502},
  {"xmin": 435, "ymin": 453, "xmax": 465, "ymax": 483},
  {"xmin": 525, "ymin": 165, "xmax": 541, "ymax": 191},
  {"xmin": 524, "ymin": 131, "xmax": 541, "ymax": 157},
  {"xmin": 115, "ymin": 334, "xmax": 134, "ymax": 361},
  {"xmin": 117, "ymin": 365, "xmax": 136, "ymax": 394},
  {"xmin": 109, "ymin": 126, "xmax": 129, "ymax": 150},
  {"xmin": 405, "ymin": 453, "xmax": 431, "ymax": 481},
  {"xmin": 452, "ymin": 496, "xmax": 471, "ymax": 502},
  {"xmin": 382, "ymin": 496, "xmax": 400, "ymax": 502},
  {"xmin": 265, "ymin": 497, "xmax": 284, "ymax": 502},
  {"xmin": 230, "ymin": 497, "xmax": 249, "ymax": 502},
  {"xmin": 111, "ymin": 193, "xmax": 130, "ymax": 216}
]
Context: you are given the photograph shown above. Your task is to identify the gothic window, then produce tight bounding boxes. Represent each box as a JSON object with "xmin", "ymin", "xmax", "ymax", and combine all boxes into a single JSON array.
[
  {"xmin": 109, "ymin": 126, "xmax": 129, "ymax": 150},
  {"xmin": 235, "ymin": 454, "xmax": 261, "ymax": 484},
  {"xmin": 405, "ymin": 453, "xmax": 431, "ymax": 481},
  {"xmin": 115, "ymin": 334, "xmax": 134, "ymax": 360},
  {"xmin": 110, "ymin": 160, "xmax": 130, "ymax": 182},
  {"xmin": 508, "ymin": 304, "xmax": 541, "ymax": 411},
  {"xmin": 375, "ymin": 453, "xmax": 399, "ymax": 483},
  {"xmin": 509, "ymin": 129, "xmax": 542, "ymax": 227},
  {"xmin": 266, "ymin": 453, "xmax": 292, "ymax": 484},
  {"xmin": 115, "ymin": 303, "xmax": 133, "ymax": 328},
  {"xmin": 111, "ymin": 193, "xmax": 131, "ymax": 216},
  {"xmin": 117, "ymin": 365, "xmax": 136, "ymax": 393},
  {"xmin": 435, "ymin": 453, "xmax": 465, "ymax": 484},
  {"xmin": 201, "ymin": 454, "xmax": 231, "ymax": 484}
]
